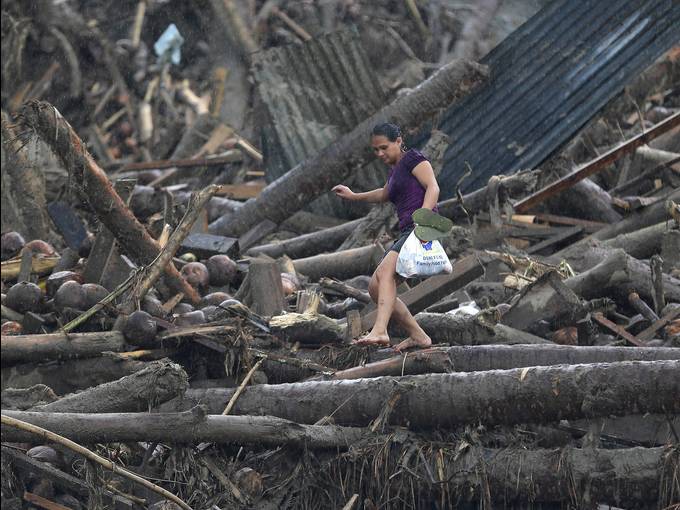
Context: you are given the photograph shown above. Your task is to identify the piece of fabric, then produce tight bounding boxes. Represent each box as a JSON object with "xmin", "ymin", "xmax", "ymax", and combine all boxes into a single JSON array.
[{"xmin": 386, "ymin": 149, "xmax": 438, "ymax": 230}]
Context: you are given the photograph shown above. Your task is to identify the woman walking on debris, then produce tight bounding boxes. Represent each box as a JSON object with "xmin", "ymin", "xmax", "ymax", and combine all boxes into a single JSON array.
[{"xmin": 332, "ymin": 123, "xmax": 439, "ymax": 351}]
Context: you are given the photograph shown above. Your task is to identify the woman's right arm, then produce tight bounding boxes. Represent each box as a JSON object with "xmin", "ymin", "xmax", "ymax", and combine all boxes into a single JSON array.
[{"xmin": 332, "ymin": 185, "xmax": 388, "ymax": 203}]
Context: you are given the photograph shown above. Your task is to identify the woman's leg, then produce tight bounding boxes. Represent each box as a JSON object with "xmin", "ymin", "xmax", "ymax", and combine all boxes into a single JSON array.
[
  {"xmin": 352, "ymin": 252, "xmax": 399, "ymax": 346},
  {"xmin": 353, "ymin": 252, "xmax": 432, "ymax": 350},
  {"xmin": 391, "ymin": 298, "xmax": 432, "ymax": 351}
]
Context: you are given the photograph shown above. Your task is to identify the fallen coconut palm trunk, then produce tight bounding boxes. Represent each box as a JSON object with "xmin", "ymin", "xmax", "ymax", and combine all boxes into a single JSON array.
[
  {"xmin": 1, "ymin": 407, "xmax": 365, "ymax": 448},
  {"xmin": 17, "ymin": 100, "xmax": 200, "ymax": 304},
  {"xmin": 347, "ymin": 444, "xmax": 674, "ymax": 506},
  {"xmin": 160, "ymin": 360, "xmax": 680, "ymax": 429},
  {"xmin": 1, "ymin": 356, "xmax": 148, "ymax": 395},
  {"xmin": 1, "ymin": 331, "xmax": 127, "ymax": 365},
  {"xmin": 564, "ymin": 249, "xmax": 680, "ymax": 303},
  {"xmin": 437, "ymin": 170, "xmax": 541, "ymax": 221},
  {"xmin": 411, "ymin": 312, "xmax": 551, "ymax": 345},
  {"xmin": 367, "ymin": 344, "xmax": 680, "ymax": 370},
  {"xmin": 592, "ymin": 187, "xmax": 680, "ymax": 241},
  {"xmin": 553, "ymin": 222, "xmax": 675, "ymax": 271},
  {"xmin": 292, "ymin": 244, "xmax": 384, "ymax": 281},
  {"xmin": 247, "ymin": 219, "xmax": 362, "ymax": 259},
  {"xmin": 209, "ymin": 60, "xmax": 488, "ymax": 236},
  {"xmin": 32, "ymin": 360, "xmax": 188, "ymax": 413}
]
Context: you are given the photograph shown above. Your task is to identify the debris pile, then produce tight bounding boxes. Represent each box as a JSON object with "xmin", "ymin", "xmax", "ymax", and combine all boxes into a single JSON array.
[{"xmin": 1, "ymin": 1, "xmax": 679, "ymax": 508}]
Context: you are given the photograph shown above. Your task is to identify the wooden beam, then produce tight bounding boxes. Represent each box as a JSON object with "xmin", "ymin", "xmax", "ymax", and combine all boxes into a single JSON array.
[
  {"xmin": 514, "ymin": 112, "xmax": 680, "ymax": 213},
  {"xmin": 592, "ymin": 312, "xmax": 644, "ymax": 347}
]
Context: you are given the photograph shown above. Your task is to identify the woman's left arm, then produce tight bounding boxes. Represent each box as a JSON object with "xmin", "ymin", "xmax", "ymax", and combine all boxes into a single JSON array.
[{"xmin": 412, "ymin": 161, "xmax": 440, "ymax": 210}]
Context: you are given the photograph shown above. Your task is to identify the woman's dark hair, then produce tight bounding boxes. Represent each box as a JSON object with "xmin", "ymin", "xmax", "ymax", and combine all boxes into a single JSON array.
[{"xmin": 371, "ymin": 123, "xmax": 401, "ymax": 141}]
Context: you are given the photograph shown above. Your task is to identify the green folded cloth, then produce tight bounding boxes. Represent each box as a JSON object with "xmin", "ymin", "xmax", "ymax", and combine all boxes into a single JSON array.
[{"xmin": 412, "ymin": 208, "xmax": 454, "ymax": 242}]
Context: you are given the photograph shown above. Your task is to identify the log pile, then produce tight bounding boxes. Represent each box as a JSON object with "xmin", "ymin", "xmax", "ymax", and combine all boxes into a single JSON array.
[{"xmin": 1, "ymin": 1, "xmax": 679, "ymax": 509}]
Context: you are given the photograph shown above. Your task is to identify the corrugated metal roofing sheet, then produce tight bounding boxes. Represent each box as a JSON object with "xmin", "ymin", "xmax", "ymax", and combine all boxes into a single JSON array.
[
  {"xmin": 437, "ymin": 0, "xmax": 680, "ymax": 197},
  {"xmin": 252, "ymin": 28, "xmax": 387, "ymax": 217}
]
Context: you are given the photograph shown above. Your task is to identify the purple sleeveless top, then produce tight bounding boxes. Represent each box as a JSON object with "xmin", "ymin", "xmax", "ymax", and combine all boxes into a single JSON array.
[{"xmin": 386, "ymin": 149, "xmax": 438, "ymax": 230}]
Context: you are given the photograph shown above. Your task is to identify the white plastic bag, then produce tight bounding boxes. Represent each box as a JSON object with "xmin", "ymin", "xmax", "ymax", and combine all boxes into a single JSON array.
[{"xmin": 396, "ymin": 231, "xmax": 453, "ymax": 278}]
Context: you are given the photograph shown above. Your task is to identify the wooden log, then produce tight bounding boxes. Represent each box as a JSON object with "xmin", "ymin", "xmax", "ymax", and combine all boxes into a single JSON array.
[
  {"xmin": 319, "ymin": 277, "xmax": 371, "ymax": 303},
  {"xmin": 1, "ymin": 331, "xmax": 127, "ymax": 365},
  {"xmin": 339, "ymin": 205, "xmax": 396, "ymax": 251},
  {"xmin": 247, "ymin": 219, "xmax": 362, "ymax": 259},
  {"xmin": 1, "ymin": 114, "xmax": 53, "ymax": 241},
  {"xmin": 32, "ymin": 360, "xmax": 188, "ymax": 413},
  {"xmin": 209, "ymin": 60, "xmax": 488, "ymax": 236},
  {"xmin": 16, "ymin": 101, "xmax": 200, "ymax": 304},
  {"xmin": 564, "ymin": 249, "xmax": 680, "ymax": 304},
  {"xmin": 279, "ymin": 211, "xmax": 347, "ymax": 234},
  {"xmin": 412, "ymin": 312, "xmax": 551, "ymax": 346},
  {"xmin": 433, "ymin": 446, "xmax": 669, "ymax": 505},
  {"xmin": 500, "ymin": 271, "xmax": 583, "ymax": 334},
  {"xmin": 628, "ymin": 291, "xmax": 659, "ymax": 323},
  {"xmin": 540, "ymin": 157, "xmax": 622, "ymax": 223},
  {"xmin": 661, "ymin": 229, "xmax": 680, "ymax": 273},
  {"xmin": 592, "ymin": 187, "xmax": 680, "ymax": 241},
  {"xmin": 159, "ymin": 360, "xmax": 680, "ymax": 429},
  {"xmin": 367, "ymin": 344, "xmax": 680, "ymax": 370},
  {"xmin": 247, "ymin": 260, "xmax": 285, "ymax": 317},
  {"xmin": 1, "ymin": 408, "xmax": 365, "ymax": 449},
  {"xmin": 292, "ymin": 244, "xmax": 384, "ymax": 282},
  {"xmin": 270, "ymin": 312, "xmax": 345, "ymax": 345},
  {"xmin": 650, "ymin": 254, "xmax": 666, "ymax": 314},
  {"xmin": 432, "ymin": 170, "xmax": 542, "ymax": 222},
  {"xmin": 1, "ymin": 357, "xmax": 148, "ymax": 396}
]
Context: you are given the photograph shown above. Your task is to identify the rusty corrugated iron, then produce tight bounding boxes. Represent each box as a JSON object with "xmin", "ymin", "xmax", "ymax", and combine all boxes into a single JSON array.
[{"xmin": 252, "ymin": 28, "xmax": 387, "ymax": 217}]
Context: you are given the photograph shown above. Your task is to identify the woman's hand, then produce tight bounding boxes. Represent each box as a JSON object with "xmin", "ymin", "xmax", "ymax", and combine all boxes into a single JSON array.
[{"xmin": 332, "ymin": 184, "xmax": 354, "ymax": 200}]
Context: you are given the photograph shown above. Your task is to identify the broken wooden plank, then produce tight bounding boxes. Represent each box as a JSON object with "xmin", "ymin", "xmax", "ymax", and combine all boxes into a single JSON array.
[
  {"xmin": 514, "ymin": 112, "xmax": 680, "ymax": 213},
  {"xmin": 526, "ymin": 225, "xmax": 584, "ymax": 254},
  {"xmin": 215, "ymin": 182, "xmax": 266, "ymax": 200},
  {"xmin": 47, "ymin": 201, "xmax": 88, "ymax": 250},
  {"xmin": 361, "ymin": 254, "xmax": 486, "ymax": 330},
  {"xmin": 532, "ymin": 213, "xmax": 607, "ymax": 233}
]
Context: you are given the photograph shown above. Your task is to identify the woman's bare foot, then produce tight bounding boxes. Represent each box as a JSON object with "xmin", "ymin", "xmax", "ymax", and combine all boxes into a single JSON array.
[
  {"xmin": 351, "ymin": 333, "xmax": 390, "ymax": 346},
  {"xmin": 394, "ymin": 334, "xmax": 432, "ymax": 352}
]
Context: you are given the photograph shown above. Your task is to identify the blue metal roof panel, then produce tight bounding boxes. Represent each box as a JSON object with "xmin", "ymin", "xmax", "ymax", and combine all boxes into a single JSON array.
[{"xmin": 437, "ymin": 0, "xmax": 680, "ymax": 196}]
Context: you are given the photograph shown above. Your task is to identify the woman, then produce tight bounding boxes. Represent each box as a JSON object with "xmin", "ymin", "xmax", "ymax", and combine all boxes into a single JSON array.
[{"xmin": 332, "ymin": 123, "xmax": 439, "ymax": 351}]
